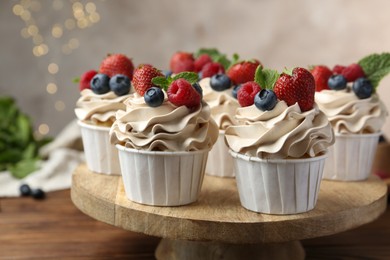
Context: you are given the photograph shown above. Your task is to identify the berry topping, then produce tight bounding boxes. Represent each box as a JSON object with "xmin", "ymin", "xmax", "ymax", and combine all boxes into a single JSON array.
[
  {"xmin": 144, "ymin": 87, "xmax": 165, "ymax": 107},
  {"xmin": 132, "ymin": 64, "xmax": 164, "ymax": 96},
  {"xmin": 341, "ymin": 63, "xmax": 365, "ymax": 82},
  {"xmin": 332, "ymin": 65, "xmax": 346, "ymax": 74},
  {"xmin": 99, "ymin": 54, "xmax": 134, "ymax": 79},
  {"xmin": 79, "ymin": 70, "xmax": 97, "ymax": 91},
  {"xmin": 192, "ymin": 82, "xmax": 203, "ymax": 98},
  {"xmin": 163, "ymin": 70, "xmax": 173, "ymax": 78},
  {"xmin": 328, "ymin": 75, "xmax": 347, "ymax": 90},
  {"xmin": 194, "ymin": 54, "xmax": 212, "ymax": 72},
  {"xmin": 310, "ymin": 65, "xmax": 332, "ymax": 92},
  {"xmin": 109, "ymin": 74, "xmax": 131, "ymax": 96},
  {"xmin": 227, "ymin": 60, "xmax": 262, "ymax": 85},
  {"xmin": 20, "ymin": 184, "xmax": 31, "ymax": 196},
  {"xmin": 237, "ymin": 81, "xmax": 261, "ymax": 107},
  {"xmin": 167, "ymin": 78, "xmax": 201, "ymax": 109},
  {"xmin": 274, "ymin": 67, "xmax": 315, "ymax": 112},
  {"xmin": 169, "ymin": 52, "xmax": 195, "ymax": 74},
  {"xmin": 352, "ymin": 77, "xmax": 373, "ymax": 99},
  {"xmin": 200, "ymin": 62, "xmax": 225, "ymax": 78},
  {"xmin": 254, "ymin": 89, "xmax": 278, "ymax": 111},
  {"xmin": 31, "ymin": 188, "xmax": 45, "ymax": 200},
  {"xmin": 210, "ymin": 74, "xmax": 232, "ymax": 91},
  {"xmin": 90, "ymin": 74, "xmax": 110, "ymax": 94},
  {"xmin": 232, "ymin": 85, "xmax": 242, "ymax": 99}
]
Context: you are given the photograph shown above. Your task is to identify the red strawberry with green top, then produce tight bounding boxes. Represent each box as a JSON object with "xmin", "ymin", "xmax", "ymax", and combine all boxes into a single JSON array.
[
  {"xmin": 237, "ymin": 81, "xmax": 261, "ymax": 107},
  {"xmin": 132, "ymin": 64, "xmax": 164, "ymax": 96},
  {"xmin": 201, "ymin": 62, "xmax": 225, "ymax": 78},
  {"xmin": 341, "ymin": 63, "xmax": 365, "ymax": 82},
  {"xmin": 99, "ymin": 54, "xmax": 134, "ymax": 79},
  {"xmin": 79, "ymin": 70, "xmax": 97, "ymax": 91},
  {"xmin": 310, "ymin": 65, "xmax": 332, "ymax": 92},
  {"xmin": 170, "ymin": 52, "xmax": 195, "ymax": 74},
  {"xmin": 167, "ymin": 78, "xmax": 201, "ymax": 109},
  {"xmin": 194, "ymin": 54, "xmax": 213, "ymax": 72},
  {"xmin": 332, "ymin": 65, "xmax": 346, "ymax": 74},
  {"xmin": 227, "ymin": 60, "xmax": 262, "ymax": 85},
  {"xmin": 274, "ymin": 67, "xmax": 315, "ymax": 112}
]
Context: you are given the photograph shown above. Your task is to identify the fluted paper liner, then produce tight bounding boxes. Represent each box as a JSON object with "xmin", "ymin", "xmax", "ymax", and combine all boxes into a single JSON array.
[
  {"xmin": 323, "ymin": 132, "xmax": 380, "ymax": 181},
  {"xmin": 230, "ymin": 150, "xmax": 327, "ymax": 214},
  {"xmin": 206, "ymin": 131, "xmax": 234, "ymax": 178},
  {"xmin": 116, "ymin": 145, "xmax": 209, "ymax": 206},
  {"xmin": 78, "ymin": 121, "xmax": 121, "ymax": 175}
]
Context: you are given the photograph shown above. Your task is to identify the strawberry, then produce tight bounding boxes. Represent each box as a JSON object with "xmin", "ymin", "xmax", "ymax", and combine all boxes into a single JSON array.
[
  {"xmin": 237, "ymin": 81, "xmax": 261, "ymax": 107},
  {"xmin": 227, "ymin": 60, "xmax": 262, "ymax": 85},
  {"xmin": 310, "ymin": 65, "xmax": 332, "ymax": 92},
  {"xmin": 341, "ymin": 63, "xmax": 365, "ymax": 82},
  {"xmin": 169, "ymin": 52, "xmax": 195, "ymax": 74},
  {"xmin": 79, "ymin": 70, "xmax": 97, "ymax": 91},
  {"xmin": 99, "ymin": 54, "xmax": 134, "ymax": 79},
  {"xmin": 274, "ymin": 67, "xmax": 315, "ymax": 112},
  {"xmin": 167, "ymin": 78, "xmax": 201, "ymax": 109},
  {"xmin": 194, "ymin": 54, "xmax": 212, "ymax": 72},
  {"xmin": 132, "ymin": 64, "xmax": 164, "ymax": 96},
  {"xmin": 201, "ymin": 62, "xmax": 225, "ymax": 78},
  {"xmin": 332, "ymin": 65, "xmax": 346, "ymax": 74}
]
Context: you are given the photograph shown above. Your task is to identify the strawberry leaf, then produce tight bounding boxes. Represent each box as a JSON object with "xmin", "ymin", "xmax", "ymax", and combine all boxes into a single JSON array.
[
  {"xmin": 151, "ymin": 76, "xmax": 170, "ymax": 90},
  {"xmin": 283, "ymin": 67, "xmax": 294, "ymax": 76},
  {"xmin": 172, "ymin": 72, "xmax": 199, "ymax": 84},
  {"xmin": 358, "ymin": 52, "xmax": 390, "ymax": 89},
  {"xmin": 254, "ymin": 66, "xmax": 280, "ymax": 90}
]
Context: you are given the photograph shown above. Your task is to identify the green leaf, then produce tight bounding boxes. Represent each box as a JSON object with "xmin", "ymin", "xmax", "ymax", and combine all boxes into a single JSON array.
[
  {"xmin": 73, "ymin": 77, "xmax": 80, "ymax": 83},
  {"xmin": 254, "ymin": 66, "xmax": 280, "ymax": 90},
  {"xmin": 172, "ymin": 72, "xmax": 199, "ymax": 84},
  {"xmin": 195, "ymin": 48, "xmax": 233, "ymax": 70},
  {"xmin": 283, "ymin": 67, "xmax": 294, "ymax": 76},
  {"xmin": 8, "ymin": 158, "xmax": 40, "ymax": 179},
  {"xmin": 358, "ymin": 52, "xmax": 390, "ymax": 89},
  {"xmin": 152, "ymin": 76, "xmax": 170, "ymax": 91}
]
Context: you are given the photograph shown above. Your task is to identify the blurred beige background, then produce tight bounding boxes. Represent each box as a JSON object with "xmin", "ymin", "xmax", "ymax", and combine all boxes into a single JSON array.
[{"xmin": 1, "ymin": 0, "xmax": 390, "ymax": 138}]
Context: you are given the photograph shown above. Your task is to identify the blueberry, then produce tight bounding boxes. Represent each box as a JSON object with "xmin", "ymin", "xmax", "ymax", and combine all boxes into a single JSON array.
[
  {"xmin": 254, "ymin": 89, "xmax": 278, "ymax": 111},
  {"xmin": 192, "ymin": 82, "xmax": 203, "ymax": 98},
  {"xmin": 198, "ymin": 72, "xmax": 203, "ymax": 80},
  {"xmin": 90, "ymin": 74, "xmax": 110, "ymax": 94},
  {"xmin": 163, "ymin": 70, "xmax": 172, "ymax": 78},
  {"xmin": 109, "ymin": 74, "xmax": 131, "ymax": 96},
  {"xmin": 31, "ymin": 188, "xmax": 45, "ymax": 200},
  {"xmin": 19, "ymin": 184, "xmax": 31, "ymax": 196},
  {"xmin": 352, "ymin": 77, "xmax": 373, "ymax": 99},
  {"xmin": 232, "ymin": 84, "xmax": 242, "ymax": 99},
  {"xmin": 144, "ymin": 87, "xmax": 164, "ymax": 107},
  {"xmin": 328, "ymin": 75, "xmax": 347, "ymax": 90},
  {"xmin": 210, "ymin": 74, "xmax": 232, "ymax": 91}
]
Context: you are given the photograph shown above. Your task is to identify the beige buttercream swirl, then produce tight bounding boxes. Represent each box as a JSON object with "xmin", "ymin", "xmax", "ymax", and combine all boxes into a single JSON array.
[
  {"xmin": 224, "ymin": 101, "xmax": 335, "ymax": 159},
  {"xmin": 110, "ymin": 92, "xmax": 219, "ymax": 151},
  {"xmin": 315, "ymin": 90, "xmax": 388, "ymax": 134},
  {"xmin": 74, "ymin": 89, "xmax": 130, "ymax": 126},
  {"xmin": 199, "ymin": 78, "xmax": 239, "ymax": 130}
]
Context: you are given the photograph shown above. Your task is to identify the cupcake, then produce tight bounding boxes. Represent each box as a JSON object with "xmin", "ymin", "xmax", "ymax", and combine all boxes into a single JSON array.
[
  {"xmin": 225, "ymin": 67, "xmax": 335, "ymax": 214},
  {"xmin": 313, "ymin": 53, "xmax": 389, "ymax": 181},
  {"xmin": 110, "ymin": 71, "xmax": 218, "ymax": 206},
  {"xmin": 74, "ymin": 54, "xmax": 134, "ymax": 175}
]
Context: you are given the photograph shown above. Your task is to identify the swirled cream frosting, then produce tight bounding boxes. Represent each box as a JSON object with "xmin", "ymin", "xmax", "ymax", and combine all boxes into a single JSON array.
[
  {"xmin": 110, "ymin": 92, "xmax": 219, "ymax": 151},
  {"xmin": 199, "ymin": 78, "xmax": 239, "ymax": 130},
  {"xmin": 224, "ymin": 101, "xmax": 334, "ymax": 159},
  {"xmin": 315, "ymin": 90, "xmax": 388, "ymax": 134},
  {"xmin": 75, "ymin": 89, "xmax": 130, "ymax": 126}
]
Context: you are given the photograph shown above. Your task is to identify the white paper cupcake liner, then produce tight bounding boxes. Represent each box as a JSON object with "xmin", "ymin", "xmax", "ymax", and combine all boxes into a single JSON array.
[
  {"xmin": 116, "ymin": 145, "xmax": 209, "ymax": 206},
  {"xmin": 78, "ymin": 121, "xmax": 121, "ymax": 175},
  {"xmin": 206, "ymin": 131, "xmax": 235, "ymax": 178},
  {"xmin": 322, "ymin": 132, "xmax": 381, "ymax": 181},
  {"xmin": 230, "ymin": 150, "xmax": 327, "ymax": 215}
]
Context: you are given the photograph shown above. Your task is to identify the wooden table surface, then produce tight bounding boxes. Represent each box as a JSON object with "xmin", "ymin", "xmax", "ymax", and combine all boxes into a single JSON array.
[{"xmin": 0, "ymin": 187, "xmax": 389, "ymax": 259}]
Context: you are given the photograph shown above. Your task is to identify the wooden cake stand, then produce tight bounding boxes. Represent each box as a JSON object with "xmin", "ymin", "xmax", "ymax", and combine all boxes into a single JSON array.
[{"xmin": 71, "ymin": 164, "xmax": 387, "ymax": 260}]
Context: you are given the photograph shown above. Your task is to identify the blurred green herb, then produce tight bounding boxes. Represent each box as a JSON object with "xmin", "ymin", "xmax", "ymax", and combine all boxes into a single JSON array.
[{"xmin": 0, "ymin": 97, "xmax": 52, "ymax": 179}]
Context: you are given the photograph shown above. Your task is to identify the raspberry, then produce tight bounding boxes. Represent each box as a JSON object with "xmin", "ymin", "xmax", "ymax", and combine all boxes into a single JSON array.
[
  {"xmin": 310, "ymin": 65, "xmax": 332, "ymax": 92},
  {"xmin": 237, "ymin": 81, "xmax": 261, "ymax": 107},
  {"xmin": 194, "ymin": 54, "xmax": 212, "ymax": 72},
  {"xmin": 332, "ymin": 65, "xmax": 346, "ymax": 74},
  {"xmin": 170, "ymin": 52, "xmax": 195, "ymax": 73},
  {"xmin": 167, "ymin": 78, "xmax": 201, "ymax": 109},
  {"xmin": 341, "ymin": 63, "xmax": 365, "ymax": 82},
  {"xmin": 132, "ymin": 64, "xmax": 164, "ymax": 96},
  {"xmin": 201, "ymin": 62, "xmax": 225, "ymax": 78},
  {"xmin": 79, "ymin": 70, "xmax": 97, "ymax": 91}
]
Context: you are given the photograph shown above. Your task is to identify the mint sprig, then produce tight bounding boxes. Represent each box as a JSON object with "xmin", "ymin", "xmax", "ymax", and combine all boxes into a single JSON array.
[
  {"xmin": 254, "ymin": 65, "xmax": 280, "ymax": 90},
  {"xmin": 358, "ymin": 52, "xmax": 390, "ymax": 89},
  {"xmin": 152, "ymin": 72, "xmax": 199, "ymax": 91},
  {"xmin": 194, "ymin": 48, "xmax": 238, "ymax": 70}
]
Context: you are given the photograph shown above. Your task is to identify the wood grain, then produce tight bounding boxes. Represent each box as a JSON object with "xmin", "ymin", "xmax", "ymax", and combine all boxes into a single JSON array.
[{"xmin": 71, "ymin": 164, "xmax": 387, "ymax": 244}]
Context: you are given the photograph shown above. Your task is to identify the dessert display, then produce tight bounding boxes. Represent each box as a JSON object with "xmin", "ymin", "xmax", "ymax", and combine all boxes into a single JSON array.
[
  {"xmin": 225, "ymin": 67, "xmax": 335, "ymax": 214},
  {"xmin": 110, "ymin": 68, "xmax": 219, "ymax": 206},
  {"xmin": 313, "ymin": 53, "xmax": 389, "ymax": 181},
  {"xmin": 75, "ymin": 54, "xmax": 134, "ymax": 175}
]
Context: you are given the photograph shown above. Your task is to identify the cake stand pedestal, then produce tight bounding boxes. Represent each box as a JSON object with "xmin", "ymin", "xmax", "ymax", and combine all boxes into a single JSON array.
[{"xmin": 71, "ymin": 164, "xmax": 387, "ymax": 260}]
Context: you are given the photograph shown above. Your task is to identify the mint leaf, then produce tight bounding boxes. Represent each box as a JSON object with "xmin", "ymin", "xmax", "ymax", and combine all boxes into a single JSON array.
[
  {"xmin": 254, "ymin": 66, "xmax": 280, "ymax": 90},
  {"xmin": 172, "ymin": 72, "xmax": 199, "ymax": 84},
  {"xmin": 358, "ymin": 52, "xmax": 390, "ymax": 89},
  {"xmin": 152, "ymin": 76, "xmax": 170, "ymax": 90}
]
